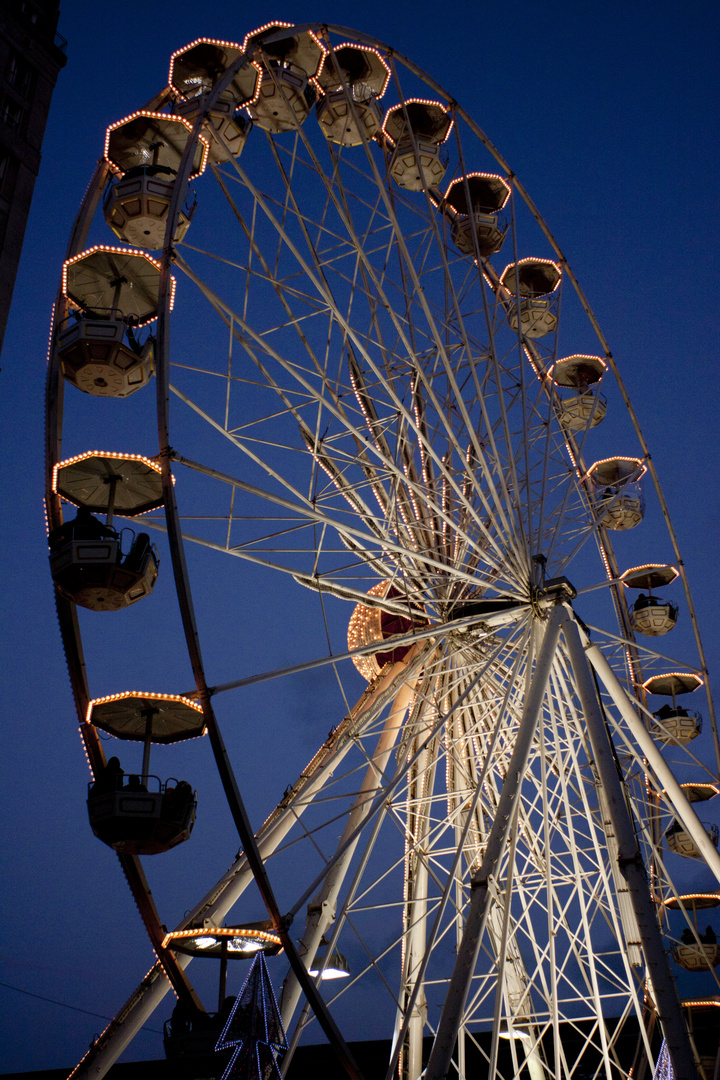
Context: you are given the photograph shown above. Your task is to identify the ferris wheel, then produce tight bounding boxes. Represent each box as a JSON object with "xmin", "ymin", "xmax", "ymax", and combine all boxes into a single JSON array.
[{"xmin": 45, "ymin": 23, "xmax": 720, "ymax": 1080}]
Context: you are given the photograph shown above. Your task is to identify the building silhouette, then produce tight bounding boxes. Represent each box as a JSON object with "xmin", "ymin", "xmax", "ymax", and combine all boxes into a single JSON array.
[{"xmin": 0, "ymin": 0, "xmax": 66, "ymax": 355}]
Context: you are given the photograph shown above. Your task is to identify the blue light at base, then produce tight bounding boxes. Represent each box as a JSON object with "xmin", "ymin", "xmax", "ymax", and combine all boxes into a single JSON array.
[{"xmin": 215, "ymin": 951, "xmax": 288, "ymax": 1080}]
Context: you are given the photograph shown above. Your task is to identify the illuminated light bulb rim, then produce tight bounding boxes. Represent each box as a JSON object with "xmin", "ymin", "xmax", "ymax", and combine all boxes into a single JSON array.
[
  {"xmin": 681, "ymin": 999, "xmax": 720, "ymax": 1008},
  {"xmin": 241, "ymin": 22, "xmax": 327, "ymax": 74},
  {"xmin": 161, "ymin": 927, "xmax": 282, "ymax": 949},
  {"xmin": 77, "ymin": 723, "xmax": 95, "ymax": 779},
  {"xmin": 641, "ymin": 672, "xmax": 704, "ymax": 692},
  {"xmin": 87, "ymin": 690, "xmax": 204, "ymax": 725},
  {"xmin": 43, "ymin": 304, "xmax": 57, "ymax": 539},
  {"xmin": 658, "ymin": 782, "xmax": 720, "ymax": 802},
  {"xmin": 444, "ymin": 172, "xmax": 512, "ymax": 211},
  {"xmin": 503, "ymin": 255, "xmax": 561, "ymax": 270},
  {"xmin": 547, "ymin": 354, "xmax": 608, "ymax": 384},
  {"xmin": 663, "ymin": 892, "xmax": 720, "ymax": 906},
  {"xmin": 168, "ymin": 36, "xmax": 245, "ymax": 86},
  {"xmin": 381, "ymin": 98, "xmax": 454, "ymax": 146},
  {"xmin": 584, "ymin": 456, "xmax": 647, "ymax": 481},
  {"xmin": 317, "ymin": 42, "xmax": 391, "ymax": 98},
  {"xmin": 242, "ymin": 20, "xmax": 293, "ymax": 51},
  {"xmin": 498, "ymin": 257, "xmax": 562, "ymax": 294},
  {"xmin": 620, "ymin": 563, "xmax": 679, "ymax": 586},
  {"xmin": 51, "ymin": 451, "xmax": 174, "ymax": 514},
  {"xmin": 64, "ymin": 244, "xmax": 163, "ymax": 274},
  {"xmin": 348, "ymin": 581, "xmax": 404, "ymax": 680},
  {"xmin": 61, "ymin": 245, "xmax": 176, "ymax": 322},
  {"xmin": 169, "ymin": 44, "xmax": 263, "ymax": 108},
  {"xmin": 103, "ymin": 111, "xmax": 210, "ymax": 179},
  {"xmin": 554, "ymin": 353, "xmax": 606, "ymax": 363},
  {"xmin": 52, "ymin": 450, "xmax": 163, "ymax": 499}
]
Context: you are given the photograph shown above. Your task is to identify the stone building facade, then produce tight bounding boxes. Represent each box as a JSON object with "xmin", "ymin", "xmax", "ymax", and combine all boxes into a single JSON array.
[{"xmin": 0, "ymin": 0, "xmax": 66, "ymax": 354}]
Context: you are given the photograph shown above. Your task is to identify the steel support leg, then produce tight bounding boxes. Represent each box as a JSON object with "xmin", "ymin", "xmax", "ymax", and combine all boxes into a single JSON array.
[
  {"xmin": 425, "ymin": 604, "xmax": 564, "ymax": 1080},
  {"xmin": 563, "ymin": 615, "xmax": 699, "ymax": 1080}
]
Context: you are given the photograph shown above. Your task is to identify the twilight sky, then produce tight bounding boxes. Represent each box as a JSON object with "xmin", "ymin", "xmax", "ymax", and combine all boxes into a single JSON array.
[{"xmin": 1, "ymin": 0, "xmax": 719, "ymax": 1072}]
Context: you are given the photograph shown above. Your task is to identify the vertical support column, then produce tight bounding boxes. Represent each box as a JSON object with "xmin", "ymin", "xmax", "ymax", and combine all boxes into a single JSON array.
[
  {"xmin": 562, "ymin": 615, "xmax": 699, "ymax": 1080},
  {"xmin": 402, "ymin": 843, "xmax": 431, "ymax": 1080},
  {"xmin": 425, "ymin": 605, "xmax": 564, "ymax": 1080},
  {"xmin": 400, "ymin": 700, "xmax": 438, "ymax": 1080}
]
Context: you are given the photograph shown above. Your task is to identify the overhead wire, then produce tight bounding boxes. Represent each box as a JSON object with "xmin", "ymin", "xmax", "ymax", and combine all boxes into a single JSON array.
[{"xmin": 0, "ymin": 980, "xmax": 163, "ymax": 1035}]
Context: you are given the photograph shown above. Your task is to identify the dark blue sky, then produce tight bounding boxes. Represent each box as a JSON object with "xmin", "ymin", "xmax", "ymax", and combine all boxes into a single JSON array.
[{"xmin": 1, "ymin": 0, "xmax": 719, "ymax": 1072}]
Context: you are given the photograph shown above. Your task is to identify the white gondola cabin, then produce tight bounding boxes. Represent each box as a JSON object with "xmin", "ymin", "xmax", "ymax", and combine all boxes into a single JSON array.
[
  {"xmin": 682, "ymin": 999, "xmax": 720, "ymax": 1080},
  {"xmin": 86, "ymin": 693, "xmax": 204, "ymax": 855},
  {"xmin": 443, "ymin": 173, "xmax": 510, "ymax": 258},
  {"xmin": 666, "ymin": 819, "xmax": 719, "ymax": 859},
  {"xmin": 58, "ymin": 246, "xmax": 171, "ymax": 396},
  {"xmin": 50, "ymin": 513, "xmax": 158, "ymax": 611},
  {"xmin": 666, "ymin": 894, "xmax": 720, "ymax": 971},
  {"xmin": 587, "ymin": 457, "xmax": 646, "ymax": 531},
  {"xmin": 499, "ymin": 258, "xmax": 561, "ymax": 339},
  {"xmin": 88, "ymin": 770, "xmax": 196, "ymax": 855},
  {"xmin": 547, "ymin": 355, "xmax": 607, "ymax": 431},
  {"xmin": 382, "ymin": 99, "xmax": 453, "ymax": 192},
  {"xmin": 161, "ymin": 923, "xmax": 282, "ymax": 1058},
  {"xmin": 316, "ymin": 43, "xmax": 389, "ymax": 146},
  {"xmin": 644, "ymin": 672, "xmax": 704, "ymax": 745},
  {"xmin": 170, "ymin": 38, "xmax": 259, "ymax": 164},
  {"xmin": 622, "ymin": 563, "xmax": 679, "ymax": 636},
  {"xmin": 50, "ymin": 452, "xmax": 164, "ymax": 609},
  {"xmin": 244, "ymin": 23, "xmax": 325, "ymax": 134},
  {"xmin": 631, "ymin": 594, "xmax": 679, "ymax": 636},
  {"xmin": 103, "ymin": 112, "xmax": 207, "ymax": 248}
]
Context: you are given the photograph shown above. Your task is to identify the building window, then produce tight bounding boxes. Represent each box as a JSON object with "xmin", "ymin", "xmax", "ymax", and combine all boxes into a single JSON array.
[
  {"xmin": 0, "ymin": 150, "xmax": 17, "ymax": 197},
  {"xmin": 6, "ymin": 52, "xmax": 35, "ymax": 98},
  {"xmin": 0, "ymin": 95, "xmax": 26, "ymax": 134},
  {"xmin": 19, "ymin": 2, "xmax": 40, "ymax": 27}
]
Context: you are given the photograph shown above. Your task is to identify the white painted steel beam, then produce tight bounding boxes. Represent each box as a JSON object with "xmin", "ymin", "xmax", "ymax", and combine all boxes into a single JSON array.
[
  {"xmin": 563, "ymin": 616, "xmax": 698, "ymax": 1080},
  {"xmin": 425, "ymin": 604, "xmax": 565, "ymax": 1080},
  {"xmin": 585, "ymin": 635, "xmax": 720, "ymax": 887}
]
